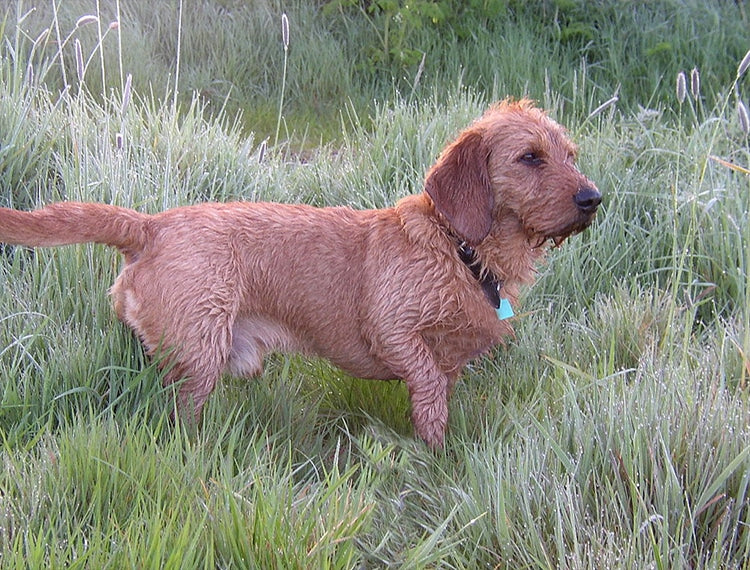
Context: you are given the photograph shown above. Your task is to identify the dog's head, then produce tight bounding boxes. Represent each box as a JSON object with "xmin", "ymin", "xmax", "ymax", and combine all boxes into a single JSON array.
[{"xmin": 424, "ymin": 99, "xmax": 600, "ymax": 247}]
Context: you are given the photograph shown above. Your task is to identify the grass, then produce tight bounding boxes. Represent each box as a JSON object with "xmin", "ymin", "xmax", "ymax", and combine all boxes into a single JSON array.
[{"xmin": 1, "ymin": 0, "xmax": 750, "ymax": 567}]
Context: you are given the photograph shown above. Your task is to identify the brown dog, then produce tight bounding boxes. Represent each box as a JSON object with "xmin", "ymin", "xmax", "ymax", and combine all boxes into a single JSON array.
[{"xmin": 0, "ymin": 99, "xmax": 600, "ymax": 447}]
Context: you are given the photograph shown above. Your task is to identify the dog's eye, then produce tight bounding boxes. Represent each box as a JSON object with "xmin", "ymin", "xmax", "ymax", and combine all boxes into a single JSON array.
[{"xmin": 519, "ymin": 152, "xmax": 543, "ymax": 166}]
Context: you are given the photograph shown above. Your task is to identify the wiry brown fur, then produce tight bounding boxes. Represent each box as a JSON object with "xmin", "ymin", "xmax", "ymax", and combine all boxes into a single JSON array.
[{"xmin": 0, "ymin": 99, "xmax": 600, "ymax": 448}]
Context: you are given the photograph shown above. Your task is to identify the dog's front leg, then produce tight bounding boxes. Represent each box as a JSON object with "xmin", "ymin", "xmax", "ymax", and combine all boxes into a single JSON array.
[
  {"xmin": 378, "ymin": 336, "xmax": 450, "ymax": 449},
  {"xmin": 408, "ymin": 375, "xmax": 449, "ymax": 449}
]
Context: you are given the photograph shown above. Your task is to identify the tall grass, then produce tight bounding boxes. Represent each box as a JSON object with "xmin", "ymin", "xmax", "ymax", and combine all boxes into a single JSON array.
[
  {"xmin": 10, "ymin": 1, "xmax": 749, "ymax": 144},
  {"xmin": 1, "ymin": 1, "xmax": 749, "ymax": 567}
]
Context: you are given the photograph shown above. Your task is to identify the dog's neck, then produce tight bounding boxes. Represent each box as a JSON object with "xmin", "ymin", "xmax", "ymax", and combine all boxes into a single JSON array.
[
  {"xmin": 446, "ymin": 209, "xmax": 548, "ymax": 312},
  {"xmin": 473, "ymin": 215, "xmax": 548, "ymax": 308},
  {"xmin": 395, "ymin": 193, "xmax": 541, "ymax": 314},
  {"xmin": 455, "ymin": 241, "xmax": 503, "ymax": 310}
]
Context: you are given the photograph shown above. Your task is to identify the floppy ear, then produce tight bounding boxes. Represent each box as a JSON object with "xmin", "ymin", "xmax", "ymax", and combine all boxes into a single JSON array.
[{"xmin": 424, "ymin": 129, "xmax": 494, "ymax": 246}]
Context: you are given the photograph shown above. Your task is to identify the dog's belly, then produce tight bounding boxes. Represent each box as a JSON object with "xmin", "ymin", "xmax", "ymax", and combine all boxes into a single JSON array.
[
  {"xmin": 326, "ymin": 356, "xmax": 395, "ymax": 381},
  {"xmin": 227, "ymin": 315, "xmax": 302, "ymax": 377},
  {"xmin": 227, "ymin": 314, "xmax": 394, "ymax": 381}
]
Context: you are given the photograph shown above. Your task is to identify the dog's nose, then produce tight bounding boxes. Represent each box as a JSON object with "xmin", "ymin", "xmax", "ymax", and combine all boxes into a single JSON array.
[{"xmin": 573, "ymin": 187, "xmax": 602, "ymax": 214}]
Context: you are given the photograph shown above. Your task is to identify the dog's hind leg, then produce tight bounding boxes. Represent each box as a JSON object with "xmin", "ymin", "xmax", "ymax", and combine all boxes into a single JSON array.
[
  {"xmin": 160, "ymin": 325, "xmax": 233, "ymax": 423},
  {"xmin": 169, "ymin": 306, "xmax": 243, "ymax": 423},
  {"xmin": 165, "ymin": 363, "xmax": 223, "ymax": 423},
  {"xmin": 113, "ymin": 286, "xmax": 235, "ymax": 422},
  {"xmin": 111, "ymin": 262, "xmax": 243, "ymax": 422}
]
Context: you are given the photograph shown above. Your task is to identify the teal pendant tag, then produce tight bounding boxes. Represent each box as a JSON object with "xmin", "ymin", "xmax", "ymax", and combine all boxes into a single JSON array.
[{"xmin": 496, "ymin": 298, "xmax": 514, "ymax": 320}]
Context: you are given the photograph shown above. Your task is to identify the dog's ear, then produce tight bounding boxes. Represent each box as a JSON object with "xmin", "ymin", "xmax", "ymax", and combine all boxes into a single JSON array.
[{"xmin": 424, "ymin": 130, "xmax": 494, "ymax": 246}]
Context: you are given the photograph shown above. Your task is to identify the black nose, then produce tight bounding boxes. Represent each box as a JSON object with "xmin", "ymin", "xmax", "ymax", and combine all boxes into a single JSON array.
[{"xmin": 574, "ymin": 187, "xmax": 602, "ymax": 214}]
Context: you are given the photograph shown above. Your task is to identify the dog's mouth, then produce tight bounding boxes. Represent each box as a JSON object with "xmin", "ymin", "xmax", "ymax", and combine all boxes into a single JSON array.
[
  {"xmin": 530, "ymin": 212, "xmax": 598, "ymax": 249},
  {"xmin": 531, "ymin": 233, "xmax": 571, "ymax": 249},
  {"xmin": 539, "ymin": 186, "xmax": 602, "ymax": 246}
]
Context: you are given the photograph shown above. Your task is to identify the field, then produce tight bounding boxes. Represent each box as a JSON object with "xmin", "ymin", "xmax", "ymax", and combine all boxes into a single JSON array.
[{"xmin": 1, "ymin": 0, "xmax": 750, "ymax": 567}]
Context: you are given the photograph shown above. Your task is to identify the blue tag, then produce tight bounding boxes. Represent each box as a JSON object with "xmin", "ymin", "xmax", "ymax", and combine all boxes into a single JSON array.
[{"xmin": 496, "ymin": 298, "xmax": 514, "ymax": 320}]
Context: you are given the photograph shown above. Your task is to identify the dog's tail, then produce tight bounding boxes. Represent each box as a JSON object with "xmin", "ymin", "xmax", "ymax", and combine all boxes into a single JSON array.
[{"xmin": 0, "ymin": 202, "xmax": 148, "ymax": 256}]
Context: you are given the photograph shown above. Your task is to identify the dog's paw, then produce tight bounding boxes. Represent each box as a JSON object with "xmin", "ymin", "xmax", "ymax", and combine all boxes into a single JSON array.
[{"xmin": 412, "ymin": 402, "xmax": 448, "ymax": 449}]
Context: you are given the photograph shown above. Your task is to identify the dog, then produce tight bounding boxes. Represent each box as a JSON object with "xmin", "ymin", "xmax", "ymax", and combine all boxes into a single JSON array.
[{"xmin": 0, "ymin": 99, "xmax": 600, "ymax": 448}]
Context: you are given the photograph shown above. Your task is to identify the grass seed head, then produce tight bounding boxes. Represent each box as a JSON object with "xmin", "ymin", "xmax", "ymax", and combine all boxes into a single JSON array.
[
  {"xmin": 74, "ymin": 38, "xmax": 84, "ymax": 82},
  {"xmin": 690, "ymin": 67, "xmax": 700, "ymax": 99},
  {"xmin": 33, "ymin": 27, "xmax": 50, "ymax": 47},
  {"xmin": 676, "ymin": 71, "xmax": 687, "ymax": 103},
  {"xmin": 738, "ymin": 49, "xmax": 750, "ymax": 80},
  {"xmin": 258, "ymin": 139, "xmax": 267, "ymax": 163},
  {"xmin": 121, "ymin": 73, "xmax": 132, "ymax": 115},
  {"xmin": 738, "ymin": 100, "xmax": 749, "ymax": 135},
  {"xmin": 75, "ymin": 15, "xmax": 98, "ymax": 28},
  {"xmin": 281, "ymin": 13, "xmax": 289, "ymax": 51},
  {"xmin": 588, "ymin": 95, "xmax": 619, "ymax": 119}
]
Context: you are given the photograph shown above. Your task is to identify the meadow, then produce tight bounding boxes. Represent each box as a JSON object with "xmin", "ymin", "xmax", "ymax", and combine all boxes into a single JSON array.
[{"xmin": 1, "ymin": 0, "xmax": 750, "ymax": 567}]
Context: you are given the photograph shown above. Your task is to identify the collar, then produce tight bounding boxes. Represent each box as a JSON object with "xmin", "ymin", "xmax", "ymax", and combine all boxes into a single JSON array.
[
  {"xmin": 457, "ymin": 242, "xmax": 502, "ymax": 308},
  {"xmin": 456, "ymin": 242, "xmax": 515, "ymax": 320}
]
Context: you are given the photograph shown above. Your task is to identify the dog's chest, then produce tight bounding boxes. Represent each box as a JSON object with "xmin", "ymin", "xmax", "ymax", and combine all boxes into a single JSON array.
[{"xmin": 423, "ymin": 313, "xmax": 508, "ymax": 375}]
